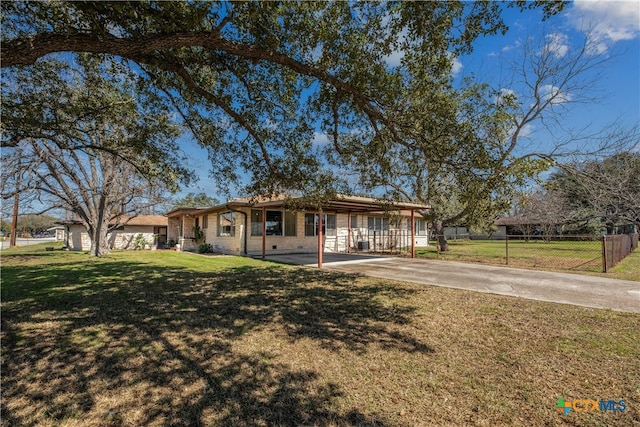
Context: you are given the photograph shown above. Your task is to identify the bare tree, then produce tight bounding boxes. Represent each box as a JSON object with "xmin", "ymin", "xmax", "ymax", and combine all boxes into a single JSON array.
[
  {"xmin": 1, "ymin": 58, "xmax": 190, "ymax": 255},
  {"xmin": 2, "ymin": 137, "xmax": 172, "ymax": 255},
  {"xmin": 346, "ymin": 27, "xmax": 626, "ymax": 251},
  {"xmin": 552, "ymin": 147, "xmax": 640, "ymax": 233},
  {"xmin": 521, "ymin": 189, "xmax": 574, "ymax": 238}
]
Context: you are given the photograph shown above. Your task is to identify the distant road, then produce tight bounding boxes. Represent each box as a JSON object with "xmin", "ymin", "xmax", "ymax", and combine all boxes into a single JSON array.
[{"xmin": 0, "ymin": 237, "xmax": 57, "ymax": 250}]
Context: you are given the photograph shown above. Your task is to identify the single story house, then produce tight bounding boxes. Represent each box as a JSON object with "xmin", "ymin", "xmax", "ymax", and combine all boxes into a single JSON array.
[
  {"xmin": 165, "ymin": 195, "xmax": 431, "ymax": 263},
  {"xmin": 58, "ymin": 215, "xmax": 168, "ymax": 251}
]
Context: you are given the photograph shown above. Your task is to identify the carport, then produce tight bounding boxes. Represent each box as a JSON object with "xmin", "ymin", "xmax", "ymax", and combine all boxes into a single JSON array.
[{"xmin": 256, "ymin": 195, "xmax": 431, "ymax": 268}]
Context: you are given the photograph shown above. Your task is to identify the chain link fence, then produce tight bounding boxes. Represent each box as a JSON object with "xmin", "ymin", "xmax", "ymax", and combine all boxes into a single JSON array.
[
  {"xmin": 421, "ymin": 234, "xmax": 639, "ymax": 273},
  {"xmin": 506, "ymin": 235, "xmax": 603, "ymax": 272},
  {"xmin": 328, "ymin": 231, "xmax": 638, "ymax": 273}
]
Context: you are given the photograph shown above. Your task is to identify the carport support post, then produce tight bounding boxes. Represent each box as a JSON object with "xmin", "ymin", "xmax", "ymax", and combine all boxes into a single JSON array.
[
  {"xmin": 411, "ymin": 209, "xmax": 415, "ymax": 258},
  {"xmin": 318, "ymin": 208, "xmax": 323, "ymax": 269},
  {"xmin": 261, "ymin": 206, "xmax": 266, "ymax": 260}
]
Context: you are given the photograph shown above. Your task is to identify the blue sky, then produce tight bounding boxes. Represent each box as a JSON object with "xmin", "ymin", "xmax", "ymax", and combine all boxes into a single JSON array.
[
  {"xmin": 460, "ymin": 1, "xmax": 639, "ymax": 135},
  {"xmin": 177, "ymin": 0, "xmax": 640, "ymax": 200}
]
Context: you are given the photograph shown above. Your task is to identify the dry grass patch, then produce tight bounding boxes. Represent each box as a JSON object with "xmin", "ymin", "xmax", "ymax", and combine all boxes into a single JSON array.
[{"xmin": 1, "ymin": 248, "xmax": 639, "ymax": 426}]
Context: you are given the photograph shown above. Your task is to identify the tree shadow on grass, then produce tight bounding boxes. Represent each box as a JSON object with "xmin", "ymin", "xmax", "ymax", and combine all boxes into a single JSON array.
[{"xmin": 2, "ymin": 255, "xmax": 431, "ymax": 426}]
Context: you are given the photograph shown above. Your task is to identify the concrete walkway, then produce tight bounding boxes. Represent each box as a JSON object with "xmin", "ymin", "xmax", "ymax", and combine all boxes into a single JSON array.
[{"xmin": 265, "ymin": 254, "xmax": 640, "ymax": 313}]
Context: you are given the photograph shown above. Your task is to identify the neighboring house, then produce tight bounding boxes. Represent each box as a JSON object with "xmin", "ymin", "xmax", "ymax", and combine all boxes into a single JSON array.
[
  {"xmin": 47, "ymin": 225, "xmax": 66, "ymax": 241},
  {"xmin": 58, "ymin": 215, "xmax": 168, "ymax": 251},
  {"xmin": 444, "ymin": 217, "xmax": 562, "ymax": 240},
  {"xmin": 165, "ymin": 195, "xmax": 431, "ymax": 257},
  {"xmin": 441, "ymin": 225, "xmax": 507, "ymax": 240}
]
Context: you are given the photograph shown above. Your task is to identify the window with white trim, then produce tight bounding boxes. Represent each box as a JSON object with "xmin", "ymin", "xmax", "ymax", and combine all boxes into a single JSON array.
[
  {"xmin": 408, "ymin": 218, "xmax": 428, "ymax": 236},
  {"xmin": 251, "ymin": 209, "xmax": 296, "ymax": 236},
  {"xmin": 251, "ymin": 210, "xmax": 262, "ymax": 236},
  {"xmin": 368, "ymin": 216, "xmax": 389, "ymax": 231},
  {"xmin": 304, "ymin": 213, "xmax": 336, "ymax": 236},
  {"xmin": 217, "ymin": 211, "xmax": 236, "ymax": 237}
]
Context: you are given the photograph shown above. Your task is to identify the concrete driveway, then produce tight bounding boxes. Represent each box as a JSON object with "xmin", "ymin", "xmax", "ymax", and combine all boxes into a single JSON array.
[{"xmin": 264, "ymin": 254, "xmax": 640, "ymax": 313}]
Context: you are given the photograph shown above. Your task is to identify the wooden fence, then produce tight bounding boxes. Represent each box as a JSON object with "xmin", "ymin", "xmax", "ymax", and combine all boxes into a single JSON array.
[{"xmin": 603, "ymin": 233, "xmax": 639, "ymax": 272}]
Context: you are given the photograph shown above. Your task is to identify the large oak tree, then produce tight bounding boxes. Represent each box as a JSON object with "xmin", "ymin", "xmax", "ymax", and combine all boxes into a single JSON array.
[{"xmin": 1, "ymin": 1, "xmax": 564, "ymax": 197}]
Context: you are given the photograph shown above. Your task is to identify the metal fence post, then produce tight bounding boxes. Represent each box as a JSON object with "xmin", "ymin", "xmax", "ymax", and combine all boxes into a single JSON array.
[
  {"xmin": 505, "ymin": 235, "xmax": 509, "ymax": 265},
  {"xmin": 602, "ymin": 235, "xmax": 608, "ymax": 273}
]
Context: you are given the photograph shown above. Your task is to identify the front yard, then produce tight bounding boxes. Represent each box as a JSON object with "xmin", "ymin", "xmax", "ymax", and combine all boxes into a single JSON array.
[{"xmin": 1, "ymin": 246, "xmax": 639, "ymax": 426}]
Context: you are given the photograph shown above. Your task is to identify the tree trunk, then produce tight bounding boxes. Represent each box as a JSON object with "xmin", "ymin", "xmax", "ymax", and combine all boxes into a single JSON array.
[
  {"xmin": 433, "ymin": 219, "xmax": 450, "ymax": 252},
  {"xmin": 88, "ymin": 220, "xmax": 111, "ymax": 256}
]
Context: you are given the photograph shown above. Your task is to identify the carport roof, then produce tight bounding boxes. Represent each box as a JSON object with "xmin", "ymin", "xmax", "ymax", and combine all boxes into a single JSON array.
[
  {"xmin": 252, "ymin": 195, "xmax": 430, "ymax": 213},
  {"xmin": 168, "ymin": 195, "xmax": 430, "ymax": 216}
]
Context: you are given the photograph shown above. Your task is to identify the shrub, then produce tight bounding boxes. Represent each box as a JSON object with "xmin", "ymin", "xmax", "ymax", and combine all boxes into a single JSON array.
[
  {"xmin": 193, "ymin": 226, "xmax": 205, "ymax": 243},
  {"xmin": 133, "ymin": 233, "xmax": 148, "ymax": 250},
  {"xmin": 196, "ymin": 243, "xmax": 214, "ymax": 254}
]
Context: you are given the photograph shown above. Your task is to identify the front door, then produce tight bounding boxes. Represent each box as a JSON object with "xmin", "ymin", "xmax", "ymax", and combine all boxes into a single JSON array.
[{"xmin": 155, "ymin": 226, "xmax": 168, "ymax": 248}]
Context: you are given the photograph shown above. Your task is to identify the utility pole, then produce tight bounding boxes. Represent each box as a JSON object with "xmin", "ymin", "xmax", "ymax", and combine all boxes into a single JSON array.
[
  {"xmin": 9, "ymin": 186, "xmax": 20, "ymax": 248},
  {"xmin": 10, "ymin": 170, "xmax": 20, "ymax": 248}
]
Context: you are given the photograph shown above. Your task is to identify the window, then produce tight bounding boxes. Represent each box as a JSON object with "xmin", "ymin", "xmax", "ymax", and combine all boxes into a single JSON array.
[
  {"xmin": 304, "ymin": 213, "xmax": 315, "ymax": 237},
  {"xmin": 325, "ymin": 214, "xmax": 336, "ymax": 235},
  {"xmin": 217, "ymin": 211, "xmax": 236, "ymax": 237},
  {"xmin": 408, "ymin": 218, "xmax": 427, "ymax": 236},
  {"xmin": 368, "ymin": 216, "xmax": 389, "ymax": 231},
  {"xmin": 251, "ymin": 210, "xmax": 262, "ymax": 236},
  {"xmin": 285, "ymin": 211, "xmax": 297, "ymax": 236},
  {"xmin": 202, "ymin": 215, "xmax": 208, "ymax": 229},
  {"xmin": 350, "ymin": 215, "xmax": 358, "ymax": 229},
  {"xmin": 305, "ymin": 213, "xmax": 336, "ymax": 236},
  {"xmin": 266, "ymin": 210, "xmax": 282, "ymax": 236},
  {"xmin": 251, "ymin": 209, "xmax": 296, "ymax": 236}
]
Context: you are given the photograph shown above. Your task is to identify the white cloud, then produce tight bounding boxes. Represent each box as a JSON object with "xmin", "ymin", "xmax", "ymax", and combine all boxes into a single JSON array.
[
  {"xmin": 502, "ymin": 39, "xmax": 522, "ymax": 53},
  {"xmin": 451, "ymin": 56, "xmax": 463, "ymax": 77},
  {"xmin": 518, "ymin": 122, "xmax": 535, "ymax": 139},
  {"xmin": 540, "ymin": 84, "xmax": 572, "ymax": 104},
  {"xmin": 568, "ymin": 0, "xmax": 640, "ymax": 52},
  {"xmin": 312, "ymin": 131, "xmax": 331, "ymax": 147},
  {"xmin": 543, "ymin": 33, "xmax": 570, "ymax": 58}
]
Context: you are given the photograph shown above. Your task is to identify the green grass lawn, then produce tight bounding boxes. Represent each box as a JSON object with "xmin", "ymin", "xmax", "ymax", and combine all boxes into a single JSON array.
[
  {"xmin": 2, "ymin": 246, "xmax": 639, "ymax": 426},
  {"xmin": 416, "ymin": 239, "xmax": 639, "ymax": 280}
]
